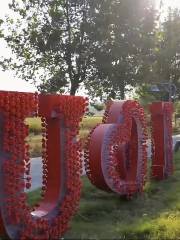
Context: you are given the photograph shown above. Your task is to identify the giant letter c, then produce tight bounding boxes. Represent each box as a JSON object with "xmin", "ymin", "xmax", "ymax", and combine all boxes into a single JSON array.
[{"xmin": 85, "ymin": 100, "xmax": 148, "ymax": 197}]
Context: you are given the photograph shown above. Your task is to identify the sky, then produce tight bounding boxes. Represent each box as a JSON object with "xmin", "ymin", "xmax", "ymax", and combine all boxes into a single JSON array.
[
  {"xmin": 0, "ymin": 0, "xmax": 37, "ymax": 92},
  {"xmin": 0, "ymin": 0, "xmax": 180, "ymax": 93},
  {"xmin": 158, "ymin": 0, "xmax": 180, "ymax": 10}
]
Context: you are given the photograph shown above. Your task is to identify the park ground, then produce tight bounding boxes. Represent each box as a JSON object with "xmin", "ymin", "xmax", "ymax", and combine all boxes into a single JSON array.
[
  {"xmin": 1, "ymin": 114, "xmax": 180, "ymax": 240},
  {"xmin": 26, "ymin": 114, "xmax": 180, "ymax": 158},
  {"xmin": 26, "ymin": 116, "xmax": 103, "ymax": 157},
  {"xmin": 28, "ymin": 152, "xmax": 180, "ymax": 240},
  {"xmin": 27, "ymin": 115, "xmax": 180, "ymax": 240},
  {"xmin": 27, "ymin": 117, "xmax": 180, "ymax": 240}
]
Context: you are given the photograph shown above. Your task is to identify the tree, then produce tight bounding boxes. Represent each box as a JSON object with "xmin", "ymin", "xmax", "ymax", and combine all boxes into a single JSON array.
[
  {"xmin": 0, "ymin": 0, "xmax": 159, "ymax": 99},
  {"xmin": 84, "ymin": 0, "xmax": 157, "ymax": 100},
  {"xmin": 0, "ymin": 0, "xmax": 91, "ymax": 95},
  {"xmin": 153, "ymin": 8, "xmax": 180, "ymax": 99}
]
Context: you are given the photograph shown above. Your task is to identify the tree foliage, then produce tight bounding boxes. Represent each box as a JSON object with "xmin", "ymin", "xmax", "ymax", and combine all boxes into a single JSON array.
[
  {"xmin": 0, "ymin": 0, "xmax": 157, "ymax": 98},
  {"xmin": 136, "ymin": 8, "xmax": 180, "ymax": 102},
  {"xmin": 0, "ymin": 0, "xmax": 180, "ymax": 101},
  {"xmin": 84, "ymin": 0, "xmax": 156, "ymax": 100},
  {"xmin": 0, "ymin": 0, "xmax": 91, "ymax": 95},
  {"xmin": 153, "ymin": 8, "xmax": 180, "ymax": 99}
]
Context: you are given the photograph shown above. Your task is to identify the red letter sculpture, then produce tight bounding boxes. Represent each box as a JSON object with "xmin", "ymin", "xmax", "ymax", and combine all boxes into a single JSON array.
[
  {"xmin": 150, "ymin": 102, "xmax": 174, "ymax": 180},
  {"xmin": 0, "ymin": 91, "xmax": 175, "ymax": 239},
  {"xmin": 85, "ymin": 100, "xmax": 148, "ymax": 197},
  {"xmin": 0, "ymin": 91, "xmax": 87, "ymax": 239}
]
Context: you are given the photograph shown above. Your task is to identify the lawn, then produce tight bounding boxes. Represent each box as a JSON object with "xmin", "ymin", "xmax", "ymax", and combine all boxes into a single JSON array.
[
  {"xmin": 26, "ymin": 152, "xmax": 180, "ymax": 240},
  {"xmin": 65, "ymin": 152, "xmax": 180, "ymax": 240},
  {"xmin": 26, "ymin": 115, "xmax": 180, "ymax": 158},
  {"xmin": 7, "ymin": 115, "xmax": 180, "ymax": 239},
  {"xmin": 26, "ymin": 116, "xmax": 102, "ymax": 135},
  {"xmin": 26, "ymin": 116, "xmax": 102, "ymax": 157}
]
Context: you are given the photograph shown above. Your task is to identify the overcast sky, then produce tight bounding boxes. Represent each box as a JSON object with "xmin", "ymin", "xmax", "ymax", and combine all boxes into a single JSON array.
[
  {"xmin": 0, "ymin": 0, "xmax": 180, "ymax": 93},
  {"xmin": 0, "ymin": 1, "xmax": 36, "ymax": 92}
]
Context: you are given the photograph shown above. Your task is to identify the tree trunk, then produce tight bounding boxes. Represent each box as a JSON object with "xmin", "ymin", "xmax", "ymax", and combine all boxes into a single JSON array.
[
  {"xmin": 108, "ymin": 90, "xmax": 116, "ymax": 100},
  {"xmin": 70, "ymin": 82, "xmax": 78, "ymax": 95},
  {"xmin": 119, "ymin": 80, "xmax": 125, "ymax": 100},
  {"xmin": 70, "ymin": 87, "xmax": 76, "ymax": 96}
]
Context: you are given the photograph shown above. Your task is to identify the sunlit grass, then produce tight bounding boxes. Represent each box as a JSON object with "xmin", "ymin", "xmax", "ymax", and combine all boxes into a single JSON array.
[
  {"xmin": 1, "ymin": 149, "xmax": 179, "ymax": 239},
  {"xmin": 64, "ymin": 152, "xmax": 180, "ymax": 239},
  {"xmin": 26, "ymin": 116, "xmax": 102, "ymax": 157},
  {"xmin": 25, "ymin": 116, "xmax": 180, "ymax": 238}
]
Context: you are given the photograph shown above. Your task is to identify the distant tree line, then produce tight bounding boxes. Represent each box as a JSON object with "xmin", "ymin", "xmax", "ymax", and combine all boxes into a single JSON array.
[{"xmin": 0, "ymin": 0, "xmax": 180, "ymax": 100}]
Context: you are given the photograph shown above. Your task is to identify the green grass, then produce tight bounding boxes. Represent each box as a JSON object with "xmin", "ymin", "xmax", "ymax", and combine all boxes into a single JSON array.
[
  {"xmin": 26, "ymin": 116, "xmax": 179, "ymax": 158},
  {"xmin": 26, "ymin": 152, "xmax": 180, "ymax": 240},
  {"xmin": 28, "ymin": 188, "xmax": 42, "ymax": 206},
  {"xmin": 80, "ymin": 116, "xmax": 102, "ymax": 130},
  {"xmin": 26, "ymin": 135, "xmax": 42, "ymax": 158},
  {"xmin": 64, "ymin": 152, "xmax": 180, "ymax": 240},
  {"xmin": 24, "ymin": 115, "xmax": 180, "ymax": 238},
  {"xmin": 1, "ymin": 153, "xmax": 180, "ymax": 239},
  {"xmin": 26, "ymin": 116, "xmax": 102, "ymax": 135},
  {"xmin": 26, "ymin": 116, "xmax": 102, "ymax": 157},
  {"xmin": 79, "ymin": 116, "xmax": 102, "ymax": 147},
  {"xmin": 26, "ymin": 118, "xmax": 42, "ymax": 135}
]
